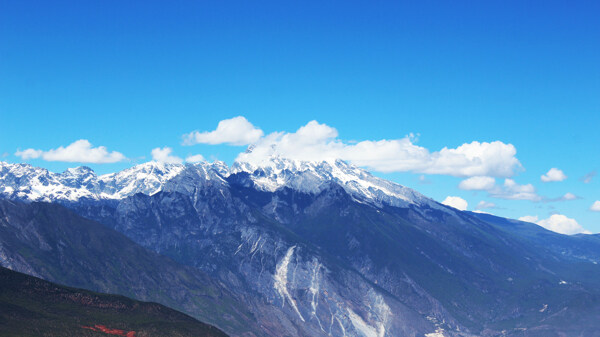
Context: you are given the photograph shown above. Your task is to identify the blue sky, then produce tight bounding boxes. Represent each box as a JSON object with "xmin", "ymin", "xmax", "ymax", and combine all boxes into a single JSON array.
[{"xmin": 1, "ymin": 1, "xmax": 599, "ymax": 233}]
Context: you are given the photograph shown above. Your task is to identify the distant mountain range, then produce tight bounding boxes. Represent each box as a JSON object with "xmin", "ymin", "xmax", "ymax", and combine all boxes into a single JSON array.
[
  {"xmin": 0, "ymin": 159, "xmax": 439, "ymax": 208},
  {"xmin": 1, "ymin": 158, "xmax": 600, "ymax": 336}
]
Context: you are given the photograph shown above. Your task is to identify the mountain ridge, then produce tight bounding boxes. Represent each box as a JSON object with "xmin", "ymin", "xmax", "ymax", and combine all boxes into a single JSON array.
[{"xmin": 0, "ymin": 158, "xmax": 444, "ymax": 210}]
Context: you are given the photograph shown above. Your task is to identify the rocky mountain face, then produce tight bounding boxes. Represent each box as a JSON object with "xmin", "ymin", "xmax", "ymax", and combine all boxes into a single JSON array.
[
  {"xmin": 2, "ymin": 159, "xmax": 600, "ymax": 336},
  {"xmin": 0, "ymin": 200, "xmax": 260, "ymax": 336}
]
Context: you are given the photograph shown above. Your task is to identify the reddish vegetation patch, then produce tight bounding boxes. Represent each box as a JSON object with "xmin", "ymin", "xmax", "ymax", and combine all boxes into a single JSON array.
[{"xmin": 82, "ymin": 324, "xmax": 136, "ymax": 337}]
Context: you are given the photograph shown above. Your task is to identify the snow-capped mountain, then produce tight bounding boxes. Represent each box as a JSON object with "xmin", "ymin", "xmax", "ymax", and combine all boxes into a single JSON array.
[
  {"xmin": 2, "ymin": 158, "xmax": 600, "ymax": 336},
  {"xmin": 0, "ymin": 161, "xmax": 185, "ymax": 202},
  {"xmin": 231, "ymin": 157, "xmax": 443, "ymax": 210},
  {"xmin": 0, "ymin": 162, "xmax": 99, "ymax": 202},
  {"xmin": 0, "ymin": 158, "xmax": 443, "ymax": 210}
]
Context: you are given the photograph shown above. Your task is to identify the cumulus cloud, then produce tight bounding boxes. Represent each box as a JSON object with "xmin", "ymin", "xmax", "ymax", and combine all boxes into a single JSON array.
[
  {"xmin": 151, "ymin": 147, "xmax": 183, "ymax": 164},
  {"xmin": 590, "ymin": 201, "xmax": 600, "ymax": 212},
  {"xmin": 223, "ymin": 119, "xmax": 522, "ymax": 177},
  {"xmin": 15, "ymin": 148, "xmax": 43, "ymax": 160},
  {"xmin": 581, "ymin": 171, "xmax": 596, "ymax": 184},
  {"xmin": 458, "ymin": 176, "xmax": 496, "ymax": 190},
  {"xmin": 442, "ymin": 196, "xmax": 468, "ymax": 211},
  {"xmin": 15, "ymin": 140, "xmax": 126, "ymax": 163},
  {"xmin": 489, "ymin": 179, "xmax": 541, "ymax": 201},
  {"xmin": 185, "ymin": 154, "xmax": 205, "ymax": 163},
  {"xmin": 518, "ymin": 214, "xmax": 591, "ymax": 235},
  {"xmin": 456, "ymin": 175, "xmax": 541, "ymax": 201},
  {"xmin": 518, "ymin": 215, "xmax": 539, "ymax": 223},
  {"xmin": 541, "ymin": 168, "xmax": 567, "ymax": 182},
  {"xmin": 183, "ymin": 116, "xmax": 264, "ymax": 146}
]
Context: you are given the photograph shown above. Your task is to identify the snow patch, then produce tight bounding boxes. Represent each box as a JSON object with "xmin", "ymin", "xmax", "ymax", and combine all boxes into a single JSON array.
[
  {"xmin": 425, "ymin": 328, "xmax": 446, "ymax": 337},
  {"xmin": 347, "ymin": 308, "xmax": 378, "ymax": 337},
  {"xmin": 274, "ymin": 246, "xmax": 305, "ymax": 322},
  {"xmin": 369, "ymin": 291, "xmax": 391, "ymax": 337},
  {"xmin": 309, "ymin": 260, "xmax": 325, "ymax": 332}
]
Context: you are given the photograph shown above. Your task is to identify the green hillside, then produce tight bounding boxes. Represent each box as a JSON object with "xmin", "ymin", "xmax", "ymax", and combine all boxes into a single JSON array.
[{"xmin": 0, "ymin": 266, "xmax": 229, "ymax": 337}]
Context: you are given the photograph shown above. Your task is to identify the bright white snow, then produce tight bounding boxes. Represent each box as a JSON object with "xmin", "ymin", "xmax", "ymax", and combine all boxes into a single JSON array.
[
  {"xmin": 1, "ymin": 157, "xmax": 448, "ymax": 213},
  {"xmin": 274, "ymin": 245, "xmax": 305, "ymax": 322}
]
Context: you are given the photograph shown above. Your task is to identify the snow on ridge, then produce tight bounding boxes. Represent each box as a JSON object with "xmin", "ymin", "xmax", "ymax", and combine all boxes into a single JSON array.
[
  {"xmin": 0, "ymin": 161, "xmax": 226, "ymax": 202},
  {"xmin": 0, "ymin": 158, "xmax": 443, "ymax": 210},
  {"xmin": 0, "ymin": 161, "xmax": 99, "ymax": 202},
  {"xmin": 230, "ymin": 156, "xmax": 440, "ymax": 209},
  {"xmin": 97, "ymin": 161, "xmax": 187, "ymax": 198}
]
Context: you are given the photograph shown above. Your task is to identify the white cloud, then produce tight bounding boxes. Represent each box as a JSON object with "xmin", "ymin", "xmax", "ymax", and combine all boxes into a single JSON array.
[
  {"xmin": 185, "ymin": 154, "xmax": 205, "ymax": 163},
  {"xmin": 581, "ymin": 171, "xmax": 596, "ymax": 184},
  {"xmin": 183, "ymin": 116, "xmax": 264, "ymax": 146},
  {"xmin": 458, "ymin": 176, "xmax": 496, "ymax": 190},
  {"xmin": 518, "ymin": 214, "xmax": 590, "ymax": 235},
  {"xmin": 15, "ymin": 140, "xmax": 126, "ymax": 163},
  {"xmin": 476, "ymin": 200, "xmax": 496, "ymax": 210},
  {"xmin": 456, "ymin": 174, "xmax": 541, "ymax": 202},
  {"xmin": 15, "ymin": 148, "xmax": 43, "ymax": 160},
  {"xmin": 518, "ymin": 215, "xmax": 539, "ymax": 223},
  {"xmin": 151, "ymin": 147, "xmax": 183, "ymax": 164},
  {"xmin": 539, "ymin": 214, "xmax": 590, "ymax": 235},
  {"xmin": 590, "ymin": 201, "xmax": 600, "ymax": 212},
  {"xmin": 489, "ymin": 179, "xmax": 541, "ymax": 201},
  {"xmin": 541, "ymin": 168, "xmax": 567, "ymax": 182},
  {"xmin": 441, "ymin": 196, "xmax": 468, "ymax": 211},
  {"xmin": 229, "ymin": 119, "xmax": 521, "ymax": 177}
]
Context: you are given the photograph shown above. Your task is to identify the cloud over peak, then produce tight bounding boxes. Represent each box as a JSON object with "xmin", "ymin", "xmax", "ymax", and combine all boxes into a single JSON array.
[
  {"xmin": 151, "ymin": 147, "xmax": 183, "ymax": 164},
  {"xmin": 183, "ymin": 116, "xmax": 264, "ymax": 146},
  {"xmin": 15, "ymin": 140, "xmax": 126, "ymax": 164},
  {"xmin": 150, "ymin": 147, "xmax": 207, "ymax": 164},
  {"xmin": 185, "ymin": 154, "xmax": 205, "ymax": 163},
  {"xmin": 187, "ymin": 118, "xmax": 522, "ymax": 178}
]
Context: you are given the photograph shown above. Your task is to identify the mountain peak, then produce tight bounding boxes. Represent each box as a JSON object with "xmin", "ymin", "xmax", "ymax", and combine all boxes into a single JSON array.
[
  {"xmin": 64, "ymin": 166, "xmax": 95, "ymax": 174},
  {"xmin": 230, "ymin": 156, "xmax": 441, "ymax": 209}
]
